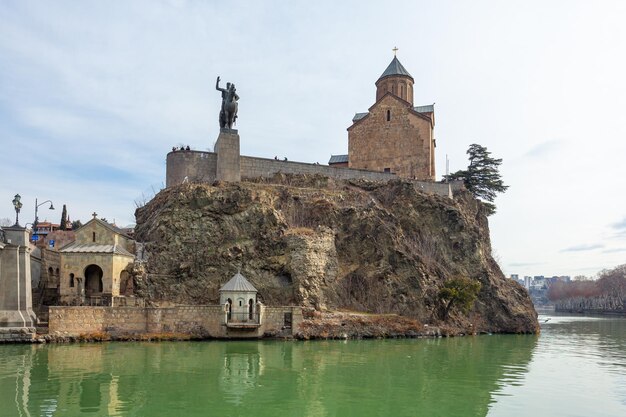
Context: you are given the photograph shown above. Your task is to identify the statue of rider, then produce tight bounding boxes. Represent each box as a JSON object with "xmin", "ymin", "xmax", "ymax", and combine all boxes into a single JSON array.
[{"xmin": 216, "ymin": 76, "xmax": 240, "ymax": 129}]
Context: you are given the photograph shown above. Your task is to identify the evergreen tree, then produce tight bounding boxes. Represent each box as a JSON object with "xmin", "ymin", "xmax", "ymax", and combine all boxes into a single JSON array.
[
  {"xmin": 445, "ymin": 144, "xmax": 509, "ymax": 215},
  {"xmin": 71, "ymin": 220, "xmax": 83, "ymax": 230},
  {"xmin": 59, "ymin": 204, "xmax": 68, "ymax": 230}
]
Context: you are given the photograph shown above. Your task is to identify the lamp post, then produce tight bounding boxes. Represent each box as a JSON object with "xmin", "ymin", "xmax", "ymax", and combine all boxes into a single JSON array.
[
  {"xmin": 12, "ymin": 194, "xmax": 22, "ymax": 226},
  {"xmin": 33, "ymin": 198, "xmax": 54, "ymax": 234}
]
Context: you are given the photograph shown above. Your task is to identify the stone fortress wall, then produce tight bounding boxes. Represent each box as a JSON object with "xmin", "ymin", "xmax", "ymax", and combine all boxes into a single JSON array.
[{"xmin": 165, "ymin": 132, "xmax": 463, "ymax": 196}]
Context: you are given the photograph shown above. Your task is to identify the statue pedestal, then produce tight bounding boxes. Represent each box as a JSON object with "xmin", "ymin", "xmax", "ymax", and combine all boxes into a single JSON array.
[
  {"xmin": 215, "ymin": 129, "xmax": 241, "ymax": 182},
  {"xmin": 0, "ymin": 226, "xmax": 37, "ymax": 333}
]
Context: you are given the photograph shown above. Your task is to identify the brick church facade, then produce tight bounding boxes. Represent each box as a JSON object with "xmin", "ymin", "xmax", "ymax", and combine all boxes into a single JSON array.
[{"xmin": 331, "ymin": 56, "xmax": 436, "ymax": 181}]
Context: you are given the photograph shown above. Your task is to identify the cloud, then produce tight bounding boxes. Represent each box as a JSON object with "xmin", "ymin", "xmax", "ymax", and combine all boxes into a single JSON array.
[
  {"xmin": 508, "ymin": 262, "xmax": 543, "ymax": 267},
  {"xmin": 523, "ymin": 140, "xmax": 562, "ymax": 158},
  {"xmin": 17, "ymin": 106, "xmax": 95, "ymax": 138},
  {"xmin": 609, "ymin": 229, "xmax": 626, "ymax": 240},
  {"xmin": 602, "ymin": 248, "xmax": 626, "ymax": 254},
  {"xmin": 561, "ymin": 243, "xmax": 604, "ymax": 252},
  {"xmin": 611, "ymin": 217, "xmax": 626, "ymax": 230}
]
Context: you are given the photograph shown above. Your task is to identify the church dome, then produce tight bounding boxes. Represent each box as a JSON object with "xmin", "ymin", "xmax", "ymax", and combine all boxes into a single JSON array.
[
  {"xmin": 375, "ymin": 56, "xmax": 415, "ymax": 104},
  {"xmin": 378, "ymin": 56, "xmax": 413, "ymax": 81}
]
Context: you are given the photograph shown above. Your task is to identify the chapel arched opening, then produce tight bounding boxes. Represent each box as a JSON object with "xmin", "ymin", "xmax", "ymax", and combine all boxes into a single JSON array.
[{"xmin": 84, "ymin": 264, "xmax": 104, "ymax": 296}]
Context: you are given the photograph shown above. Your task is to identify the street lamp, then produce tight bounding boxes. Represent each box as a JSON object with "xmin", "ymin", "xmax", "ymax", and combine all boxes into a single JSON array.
[
  {"xmin": 12, "ymin": 194, "xmax": 22, "ymax": 226},
  {"xmin": 34, "ymin": 198, "xmax": 54, "ymax": 233}
]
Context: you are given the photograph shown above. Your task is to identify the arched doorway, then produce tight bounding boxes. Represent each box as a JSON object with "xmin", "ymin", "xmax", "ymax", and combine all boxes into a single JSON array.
[{"xmin": 84, "ymin": 264, "xmax": 103, "ymax": 295}]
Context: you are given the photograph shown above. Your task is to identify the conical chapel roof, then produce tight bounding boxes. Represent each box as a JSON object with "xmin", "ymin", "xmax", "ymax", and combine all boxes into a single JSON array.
[
  {"xmin": 378, "ymin": 56, "xmax": 413, "ymax": 81},
  {"xmin": 220, "ymin": 271, "xmax": 258, "ymax": 292}
]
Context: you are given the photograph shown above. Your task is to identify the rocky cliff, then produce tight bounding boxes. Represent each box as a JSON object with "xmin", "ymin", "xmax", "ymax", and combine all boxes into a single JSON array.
[{"xmin": 134, "ymin": 175, "xmax": 538, "ymax": 334}]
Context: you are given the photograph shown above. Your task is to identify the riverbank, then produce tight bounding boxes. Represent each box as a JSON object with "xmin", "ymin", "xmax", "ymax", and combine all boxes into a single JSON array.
[
  {"xmin": 297, "ymin": 311, "xmax": 468, "ymax": 339},
  {"xmin": 4, "ymin": 309, "xmax": 535, "ymax": 344},
  {"xmin": 554, "ymin": 308, "xmax": 626, "ymax": 317}
]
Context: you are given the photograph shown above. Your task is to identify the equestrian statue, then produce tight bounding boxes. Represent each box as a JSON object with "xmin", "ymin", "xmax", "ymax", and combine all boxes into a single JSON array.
[{"xmin": 216, "ymin": 76, "xmax": 239, "ymax": 129}]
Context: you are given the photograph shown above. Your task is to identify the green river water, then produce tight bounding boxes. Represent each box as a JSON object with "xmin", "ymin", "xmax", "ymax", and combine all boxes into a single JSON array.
[{"xmin": 1, "ymin": 313, "xmax": 625, "ymax": 417}]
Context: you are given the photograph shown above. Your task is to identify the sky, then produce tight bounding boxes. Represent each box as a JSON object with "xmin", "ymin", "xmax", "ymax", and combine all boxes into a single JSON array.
[{"xmin": 1, "ymin": 0, "xmax": 625, "ymax": 278}]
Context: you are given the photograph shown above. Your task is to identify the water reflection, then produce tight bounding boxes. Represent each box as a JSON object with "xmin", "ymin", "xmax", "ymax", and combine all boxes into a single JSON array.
[
  {"xmin": 0, "ymin": 334, "xmax": 543, "ymax": 417},
  {"xmin": 488, "ymin": 314, "xmax": 626, "ymax": 417},
  {"xmin": 220, "ymin": 343, "xmax": 264, "ymax": 405}
]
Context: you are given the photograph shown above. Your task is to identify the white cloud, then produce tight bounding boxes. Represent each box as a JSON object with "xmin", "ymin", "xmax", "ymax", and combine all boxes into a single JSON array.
[
  {"xmin": 561, "ymin": 244, "xmax": 605, "ymax": 253},
  {"xmin": 611, "ymin": 217, "xmax": 626, "ymax": 230},
  {"xmin": 523, "ymin": 140, "xmax": 563, "ymax": 159}
]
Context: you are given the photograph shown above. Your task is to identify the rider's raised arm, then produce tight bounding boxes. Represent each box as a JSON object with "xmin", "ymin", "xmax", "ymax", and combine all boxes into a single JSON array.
[{"xmin": 215, "ymin": 76, "xmax": 226, "ymax": 92}]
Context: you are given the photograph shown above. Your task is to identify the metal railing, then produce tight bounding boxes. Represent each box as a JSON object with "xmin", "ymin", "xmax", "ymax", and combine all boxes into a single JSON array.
[
  {"xmin": 112, "ymin": 296, "xmax": 145, "ymax": 307},
  {"xmin": 226, "ymin": 312, "xmax": 259, "ymax": 324},
  {"xmin": 86, "ymin": 295, "xmax": 112, "ymax": 306}
]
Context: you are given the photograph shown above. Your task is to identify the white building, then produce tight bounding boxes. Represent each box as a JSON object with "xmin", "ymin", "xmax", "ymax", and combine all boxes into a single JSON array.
[{"xmin": 219, "ymin": 271, "xmax": 259, "ymax": 323}]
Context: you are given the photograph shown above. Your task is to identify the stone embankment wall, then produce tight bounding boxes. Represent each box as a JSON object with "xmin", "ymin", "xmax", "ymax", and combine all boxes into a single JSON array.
[
  {"xmin": 0, "ymin": 327, "xmax": 37, "ymax": 342},
  {"xmin": 555, "ymin": 295, "xmax": 626, "ymax": 314},
  {"xmin": 48, "ymin": 305, "xmax": 303, "ymax": 339},
  {"xmin": 166, "ymin": 150, "xmax": 461, "ymax": 197}
]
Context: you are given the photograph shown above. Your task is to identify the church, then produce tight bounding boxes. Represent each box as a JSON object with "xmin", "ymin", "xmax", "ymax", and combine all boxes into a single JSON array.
[
  {"xmin": 58, "ymin": 215, "xmax": 136, "ymax": 305},
  {"xmin": 330, "ymin": 54, "xmax": 436, "ymax": 181}
]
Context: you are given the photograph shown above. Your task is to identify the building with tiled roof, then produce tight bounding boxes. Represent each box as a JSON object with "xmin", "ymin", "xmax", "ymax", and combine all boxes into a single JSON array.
[
  {"xmin": 219, "ymin": 271, "xmax": 259, "ymax": 323},
  {"xmin": 58, "ymin": 214, "xmax": 136, "ymax": 304}
]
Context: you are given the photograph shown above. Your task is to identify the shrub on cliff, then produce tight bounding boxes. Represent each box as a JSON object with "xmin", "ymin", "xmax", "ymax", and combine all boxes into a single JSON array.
[{"xmin": 438, "ymin": 277, "xmax": 482, "ymax": 320}]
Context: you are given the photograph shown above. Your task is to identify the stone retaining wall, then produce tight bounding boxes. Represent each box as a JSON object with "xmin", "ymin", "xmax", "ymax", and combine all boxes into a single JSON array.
[
  {"xmin": 48, "ymin": 304, "xmax": 302, "ymax": 339},
  {"xmin": 240, "ymin": 156, "xmax": 396, "ymax": 182},
  {"xmin": 263, "ymin": 306, "xmax": 303, "ymax": 337},
  {"xmin": 0, "ymin": 327, "xmax": 36, "ymax": 342},
  {"xmin": 166, "ymin": 150, "xmax": 461, "ymax": 197}
]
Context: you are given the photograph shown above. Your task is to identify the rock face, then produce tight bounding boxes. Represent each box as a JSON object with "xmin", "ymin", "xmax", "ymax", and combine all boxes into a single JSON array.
[{"xmin": 134, "ymin": 175, "xmax": 538, "ymax": 334}]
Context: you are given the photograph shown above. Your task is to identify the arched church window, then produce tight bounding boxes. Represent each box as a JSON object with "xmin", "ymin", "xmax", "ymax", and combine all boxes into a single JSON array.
[
  {"xmin": 70, "ymin": 273, "xmax": 75, "ymax": 288},
  {"xmin": 386, "ymin": 110, "xmax": 391, "ymax": 122},
  {"xmin": 92, "ymin": 232, "xmax": 96, "ymax": 242}
]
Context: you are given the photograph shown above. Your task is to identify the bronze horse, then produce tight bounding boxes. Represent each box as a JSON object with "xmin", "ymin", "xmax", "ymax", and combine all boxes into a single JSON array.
[{"xmin": 216, "ymin": 76, "xmax": 239, "ymax": 129}]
